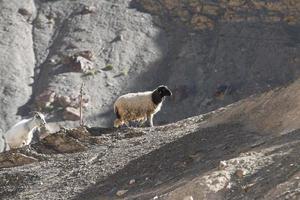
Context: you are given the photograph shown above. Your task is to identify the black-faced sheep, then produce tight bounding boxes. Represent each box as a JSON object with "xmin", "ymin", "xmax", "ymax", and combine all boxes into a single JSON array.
[
  {"xmin": 113, "ymin": 85, "xmax": 172, "ymax": 128},
  {"xmin": 4, "ymin": 112, "xmax": 47, "ymax": 149}
]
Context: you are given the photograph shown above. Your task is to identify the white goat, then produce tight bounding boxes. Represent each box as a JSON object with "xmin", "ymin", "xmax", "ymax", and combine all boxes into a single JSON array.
[
  {"xmin": 4, "ymin": 112, "xmax": 47, "ymax": 149},
  {"xmin": 113, "ymin": 85, "xmax": 172, "ymax": 127}
]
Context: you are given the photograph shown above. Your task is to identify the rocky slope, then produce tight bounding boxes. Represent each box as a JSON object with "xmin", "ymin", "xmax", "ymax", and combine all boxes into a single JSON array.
[
  {"xmin": 0, "ymin": 0, "xmax": 299, "ymax": 199},
  {"xmin": 1, "ymin": 79, "xmax": 300, "ymax": 199}
]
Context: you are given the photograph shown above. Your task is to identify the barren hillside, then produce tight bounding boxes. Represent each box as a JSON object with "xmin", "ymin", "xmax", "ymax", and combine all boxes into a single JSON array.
[
  {"xmin": 1, "ymin": 79, "xmax": 300, "ymax": 199},
  {"xmin": 1, "ymin": 0, "xmax": 299, "ymax": 130},
  {"xmin": 0, "ymin": 0, "xmax": 300, "ymax": 200}
]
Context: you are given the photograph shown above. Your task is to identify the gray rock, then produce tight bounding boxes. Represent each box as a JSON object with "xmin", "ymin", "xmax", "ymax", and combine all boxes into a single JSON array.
[
  {"xmin": 63, "ymin": 107, "xmax": 80, "ymax": 121},
  {"xmin": 0, "ymin": 152, "xmax": 38, "ymax": 169}
]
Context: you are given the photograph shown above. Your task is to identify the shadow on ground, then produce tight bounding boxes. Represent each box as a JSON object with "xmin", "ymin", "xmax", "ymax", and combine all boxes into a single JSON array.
[
  {"xmin": 225, "ymin": 130, "xmax": 300, "ymax": 200},
  {"xmin": 73, "ymin": 123, "xmax": 266, "ymax": 200}
]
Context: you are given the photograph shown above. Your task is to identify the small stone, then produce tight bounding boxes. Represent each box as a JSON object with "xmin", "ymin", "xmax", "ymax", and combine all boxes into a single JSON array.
[
  {"xmin": 110, "ymin": 35, "xmax": 123, "ymax": 43},
  {"xmin": 63, "ymin": 107, "xmax": 80, "ymax": 121},
  {"xmin": 219, "ymin": 161, "xmax": 227, "ymax": 170},
  {"xmin": 71, "ymin": 56, "xmax": 94, "ymax": 73},
  {"xmin": 81, "ymin": 5, "xmax": 96, "ymax": 15},
  {"xmin": 49, "ymin": 58, "xmax": 57, "ymax": 64},
  {"xmin": 183, "ymin": 196, "xmax": 194, "ymax": 200},
  {"xmin": 116, "ymin": 189, "xmax": 128, "ymax": 197},
  {"xmin": 18, "ymin": 8, "xmax": 31, "ymax": 16},
  {"xmin": 106, "ymin": 82, "xmax": 113, "ymax": 87},
  {"xmin": 129, "ymin": 179, "xmax": 136, "ymax": 185},
  {"xmin": 235, "ymin": 169, "xmax": 245, "ymax": 178},
  {"xmin": 231, "ymin": 160, "xmax": 238, "ymax": 165}
]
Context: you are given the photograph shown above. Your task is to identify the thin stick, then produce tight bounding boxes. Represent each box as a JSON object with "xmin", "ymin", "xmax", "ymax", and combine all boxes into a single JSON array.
[{"xmin": 79, "ymin": 82, "xmax": 84, "ymax": 127}]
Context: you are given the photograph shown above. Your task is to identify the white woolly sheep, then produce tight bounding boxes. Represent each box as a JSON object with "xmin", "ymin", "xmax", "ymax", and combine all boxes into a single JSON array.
[
  {"xmin": 0, "ymin": 134, "xmax": 10, "ymax": 153},
  {"xmin": 4, "ymin": 112, "xmax": 47, "ymax": 149},
  {"xmin": 113, "ymin": 85, "xmax": 172, "ymax": 128}
]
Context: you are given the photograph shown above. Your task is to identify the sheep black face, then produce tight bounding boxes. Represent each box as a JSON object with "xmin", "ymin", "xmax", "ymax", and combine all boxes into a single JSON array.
[
  {"xmin": 158, "ymin": 85, "xmax": 172, "ymax": 96},
  {"xmin": 152, "ymin": 85, "xmax": 172, "ymax": 105}
]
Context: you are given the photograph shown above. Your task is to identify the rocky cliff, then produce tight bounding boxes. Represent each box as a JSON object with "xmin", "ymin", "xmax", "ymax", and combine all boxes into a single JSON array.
[{"xmin": 0, "ymin": 0, "xmax": 299, "ymax": 131}]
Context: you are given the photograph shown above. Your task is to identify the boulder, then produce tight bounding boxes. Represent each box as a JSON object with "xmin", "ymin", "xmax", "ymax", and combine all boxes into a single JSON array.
[
  {"xmin": 35, "ymin": 90, "xmax": 56, "ymax": 110},
  {"xmin": 63, "ymin": 107, "xmax": 80, "ymax": 121},
  {"xmin": 71, "ymin": 56, "xmax": 94, "ymax": 73}
]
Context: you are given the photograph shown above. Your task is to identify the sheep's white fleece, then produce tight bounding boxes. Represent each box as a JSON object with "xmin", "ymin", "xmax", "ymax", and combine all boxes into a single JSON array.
[
  {"xmin": 114, "ymin": 91, "xmax": 162, "ymax": 127},
  {"xmin": 4, "ymin": 118, "xmax": 38, "ymax": 149}
]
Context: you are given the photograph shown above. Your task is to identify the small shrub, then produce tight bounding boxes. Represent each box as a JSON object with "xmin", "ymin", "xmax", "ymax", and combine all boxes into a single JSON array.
[
  {"xmin": 81, "ymin": 68, "xmax": 101, "ymax": 77},
  {"xmin": 101, "ymin": 64, "xmax": 113, "ymax": 71}
]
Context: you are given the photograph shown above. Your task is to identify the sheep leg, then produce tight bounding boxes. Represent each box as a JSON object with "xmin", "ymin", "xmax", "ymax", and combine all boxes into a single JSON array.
[
  {"xmin": 114, "ymin": 119, "xmax": 124, "ymax": 128},
  {"xmin": 124, "ymin": 121, "xmax": 130, "ymax": 127},
  {"xmin": 139, "ymin": 117, "xmax": 147, "ymax": 127},
  {"xmin": 147, "ymin": 114, "xmax": 154, "ymax": 127}
]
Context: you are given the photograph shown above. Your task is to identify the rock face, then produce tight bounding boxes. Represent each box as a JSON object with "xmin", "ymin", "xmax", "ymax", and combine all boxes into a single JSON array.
[
  {"xmin": 0, "ymin": 0, "xmax": 168, "ymax": 131},
  {"xmin": 0, "ymin": 0, "xmax": 299, "ymax": 131},
  {"xmin": 0, "ymin": 0, "xmax": 36, "ymax": 131},
  {"xmin": 132, "ymin": 0, "xmax": 300, "ymax": 30},
  {"xmin": 131, "ymin": 0, "xmax": 300, "ymax": 124}
]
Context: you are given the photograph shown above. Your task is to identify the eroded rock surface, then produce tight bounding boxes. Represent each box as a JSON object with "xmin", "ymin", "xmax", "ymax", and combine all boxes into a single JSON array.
[
  {"xmin": 0, "ymin": 0, "xmax": 299, "ymax": 200},
  {"xmin": 0, "ymin": 0, "xmax": 299, "ymax": 130}
]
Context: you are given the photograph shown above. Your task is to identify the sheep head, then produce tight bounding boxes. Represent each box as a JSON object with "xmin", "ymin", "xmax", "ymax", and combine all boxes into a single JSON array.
[
  {"xmin": 33, "ymin": 112, "xmax": 47, "ymax": 127},
  {"xmin": 152, "ymin": 85, "xmax": 172, "ymax": 105},
  {"xmin": 157, "ymin": 85, "xmax": 172, "ymax": 97}
]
